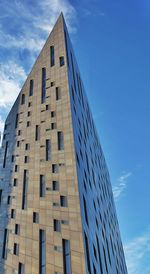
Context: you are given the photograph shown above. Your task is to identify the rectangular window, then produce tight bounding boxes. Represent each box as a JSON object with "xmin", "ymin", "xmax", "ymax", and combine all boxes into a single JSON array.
[
  {"xmin": 41, "ymin": 68, "xmax": 46, "ymax": 103},
  {"xmin": 35, "ymin": 125, "xmax": 40, "ymax": 141},
  {"xmin": 52, "ymin": 181, "xmax": 59, "ymax": 191},
  {"xmin": 15, "ymin": 165, "xmax": 18, "ymax": 172},
  {"xmin": 62, "ymin": 239, "xmax": 72, "ymax": 274},
  {"xmin": 18, "ymin": 263, "xmax": 24, "ymax": 274},
  {"xmin": 60, "ymin": 196, "xmax": 68, "ymax": 207},
  {"xmin": 25, "ymin": 143, "xmax": 30, "ymax": 150},
  {"xmin": 54, "ymin": 219, "xmax": 61, "ymax": 232},
  {"xmin": 51, "ymin": 123, "xmax": 56, "ymax": 130},
  {"xmin": 14, "ymin": 178, "xmax": 18, "ymax": 186},
  {"xmin": 33, "ymin": 212, "xmax": 39, "ymax": 223},
  {"xmin": 39, "ymin": 230, "xmax": 46, "ymax": 274},
  {"xmin": 3, "ymin": 141, "xmax": 8, "ymax": 168},
  {"xmin": 2, "ymin": 229, "xmax": 8, "ymax": 259},
  {"xmin": 0, "ymin": 189, "xmax": 2, "ymax": 205},
  {"xmin": 14, "ymin": 243, "xmax": 19, "ymax": 255},
  {"xmin": 57, "ymin": 131, "xmax": 64, "ymax": 150},
  {"xmin": 21, "ymin": 94, "xmax": 25, "ymax": 105},
  {"xmin": 50, "ymin": 46, "xmax": 55, "ymax": 67},
  {"xmin": 24, "ymin": 156, "xmax": 29, "ymax": 163},
  {"xmin": 17, "ymin": 141, "xmax": 20, "ymax": 147},
  {"xmin": 51, "ymin": 111, "xmax": 56, "ymax": 117},
  {"xmin": 59, "ymin": 56, "xmax": 65, "ymax": 66},
  {"xmin": 40, "ymin": 175, "xmax": 45, "ymax": 197},
  {"xmin": 15, "ymin": 114, "xmax": 19, "ymax": 128},
  {"xmin": 56, "ymin": 87, "xmax": 61, "ymax": 100},
  {"xmin": 7, "ymin": 195, "xmax": 11, "ymax": 205},
  {"xmin": 29, "ymin": 79, "xmax": 34, "ymax": 96},
  {"xmin": 11, "ymin": 209, "xmax": 16, "ymax": 219},
  {"xmin": 22, "ymin": 170, "xmax": 29, "ymax": 210},
  {"xmin": 52, "ymin": 164, "xmax": 58, "ymax": 173},
  {"xmin": 15, "ymin": 224, "xmax": 20, "ymax": 235},
  {"xmin": 46, "ymin": 139, "xmax": 51, "ymax": 161}
]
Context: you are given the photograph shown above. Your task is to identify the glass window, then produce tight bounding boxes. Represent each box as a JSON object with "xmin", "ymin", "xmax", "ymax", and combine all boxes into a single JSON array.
[
  {"xmin": 2, "ymin": 229, "xmax": 8, "ymax": 259},
  {"xmin": 33, "ymin": 212, "xmax": 39, "ymax": 223},
  {"xmin": 35, "ymin": 125, "xmax": 40, "ymax": 141},
  {"xmin": 21, "ymin": 94, "xmax": 25, "ymax": 105},
  {"xmin": 39, "ymin": 230, "xmax": 46, "ymax": 274},
  {"xmin": 11, "ymin": 209, "xmax": 16, "ymax": 218},
  {"xmin": 15, "ymin": 224, "xmax": 20, "ymax": 235},
  {"xmin": 15, "ymin": 114, "xmax": 19, "ymax": 128},
  {"xmin": 57, "ymin": 131, "xmax": 64, "ymax": 150},
  {"xmin": 56, "ymin": 87, "xmax": 61, "ymax": 100},
  {"xmin": 60, "ymin": 196, "xmax": 68, "ymax": 207},
  {"xmin": 52, "ymin": 181, "xmax": 59, "ymax": 191},
  {"xmin": 18, "ymin": 263, "xmax": 24, "ymax": 274},
  {"xmin": 59, "ymin": 56, "xmax": 65, "ymax": 66},
  {"xmin": 46, "ymin": 139, "xmax": 51, "ymax": 161},
  {"xmin": 14, "ymin": 178, "xmax": 18, "ymax": 186},
  {"xmin": 52, "ymin": 164, "xmax": 58, "ymax": 173},
  {"xmin": 3, "ymin": 141, "xmax": 8, "ymax": 168},
  {"xmin": 50, "ymin": 46, "xmax": 55, "ymax": 67},
  {"xmin": 40, "ymin": 175, "xmax": 45, "ymax": 197},
  {"xmin": 54, "ymin": 219, "xmax": 61, "ymax": 232},
  {"xmin": 22, "ymin": 170, "xmax": 29, "ymax": 210},
  {"xmin": 14, "ymin": 243, "xmax": 19, "ymax": 255},
  {"xmin": 62, "ymin": 239, "xmax": 72, "ymax": 274},
  {"xmin": 41, "ymin": 68, "xmax": 46, "ymax": 103},
  {"xmin": 29, "ymin": 79, "xmax": 34, "ymax": 96}
]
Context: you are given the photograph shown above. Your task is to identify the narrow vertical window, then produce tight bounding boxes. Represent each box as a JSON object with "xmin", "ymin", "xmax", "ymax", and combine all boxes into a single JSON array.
[
  {"xmin": 40, "ymin": 175, "xmax": 45, "ymax": 197},
  {"xmin": 57, "ymin": 131, "xmax": 64, "ymax": 150},
  {"xmin": 0, "ymin": 189, "xmax": 2, "ymax": 205},
  {"xmin": 15, "ymin": 224, "xmax": 20, "ymax": 235},
  {"xmin": 2, "ymin": 229, "xmax": 8, "ymax": 259},
  {"xmin": 15, "ymin": 114, "xmax": 19, "ymax": 128},
  {"xmin": 35, "ymin": 125, "xmax": 40, "ymax": 141},
  {"xmin": 60, "ymin": 196, "xmax": 68, "ymax": 207},
  {"xmin": 64, "ymin": 30, "xmax": 69, "ymax": 67},
  {"xmin": 46, "ymin": 139, "xmax": 51, "ymax": 161},
  {"xmin": 59, "ymin": 56, "xmax": 65, "ymax": 66},
  {"xmin": 18, "ymin": 263, "xmax": 24, "ymax": 274},
  {"xmin": 56, "ymin": 87, "xmax": 61, "ymax": 100},
  {"xmin": 13, "ymin": 243, "xmax": 19, "ymax": 255},
  {"xmin": 41, "ymin": 68, "xmax": 46, "ymax": 103},
  {"xmin": 29, "ymin": 79, "xmax": 34, "ymax": 96},
  {"xmin": 62, "ymin": 239, "xmax": 72, "ymax": 274},
  {"xmin": 33, "ymin": 212, "xmax": 39, "ymax": 223},
  {"xmin": 21, "ymin": 94, "xmax": 25, "ymax": 105},
  {"xmin": 54, "ymin": 219, "xmax": 61, "ymax": 232},
  {"xmin": 39, "ymin": 230, "xmax": 46, "ymax": 274},
  {"xmin": 3, "ymin": 141, "xmax": 8, "ymax": 168},
  {"xmin": 22, "ymin": 170, "xmax": 29, "ymax": 210},
  {"xmin": 50, "ymin": 46, "xmax": 55, "ymax": 66}
]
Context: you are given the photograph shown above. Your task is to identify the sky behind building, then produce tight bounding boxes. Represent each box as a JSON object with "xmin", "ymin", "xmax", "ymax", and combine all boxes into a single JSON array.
[{"xmin": 0, "ymin": 1, "xmax": 150, "ymax": 273}]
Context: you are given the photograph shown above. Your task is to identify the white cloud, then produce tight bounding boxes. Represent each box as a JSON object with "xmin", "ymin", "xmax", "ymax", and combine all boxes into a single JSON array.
[
  {"xmin": 124, "ymin": 229, "xmax": 150, "ymax": 274},
  {"xmin": 0, "ymin": 62, "xmax": 26, "ymax": 108},
  {"xmin": 113, "ymin": 172, "xmax": 132, "ymax": 200}
]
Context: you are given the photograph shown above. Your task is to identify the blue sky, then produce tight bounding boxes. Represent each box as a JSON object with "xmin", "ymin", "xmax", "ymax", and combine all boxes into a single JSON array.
[{"xmin": 0, "ymin": 0, "xmax": 150, "ymax": 273}]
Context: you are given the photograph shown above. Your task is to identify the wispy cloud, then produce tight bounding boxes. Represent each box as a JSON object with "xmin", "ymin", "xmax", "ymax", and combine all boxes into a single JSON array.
[
  {"xmin": 113, "ymin": 172, "xmax": 132, "ymax": 200},
  {"xmin": 124, "ymin": 229, "xmax": 150, "ymax": 274}
]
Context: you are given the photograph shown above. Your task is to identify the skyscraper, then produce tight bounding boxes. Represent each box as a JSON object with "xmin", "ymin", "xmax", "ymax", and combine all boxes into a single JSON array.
[{"xmin": 0, "ymin": 14, "xmax": 127, "ymax": 274}]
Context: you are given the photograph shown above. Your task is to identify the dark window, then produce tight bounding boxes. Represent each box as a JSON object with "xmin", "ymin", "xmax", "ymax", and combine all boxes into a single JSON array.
[
  {"xmin": 17, "ymin": 141, "xmax": 20, "ymax": 147},
  {"xmin": 84, "ymin": 232, "xmax": 91, "ymax": 274},
  {"xmin": 51, "ymin": 81, "xmax": 55, "ymax": 87},
  {"xmin": 15, "ymin": 165, "xmax": 18, "ymax": 172},
  {"xmin": 27, "ymin": 111, "xmax": 31, "ymax": 117},
  {"xmin": 12, "ymin": 155, "xmax": 15, "ymax": 162},
  {"xmin": 62, "ymin": 239, "xmax": 72, "ymax": 274},
  {"xmin": 24, "ymin": 156, "xmax": 29, "ymax": 163},
  {"xmin": 11, "ymin": 209, "xmax": 16, "ymax": 219},
  {"xmin": 27, "ymin": 121, "xmax": 30, "ymax": 127},
  {"xmin": 46, "ymin": 104, "xmax": 49, "ymax": 110},
  {"xmin": 14, "ymin": 243, "xmax": 19, "ymax": 255},
  {"xmin": 15, "ymin": 224, "xmax": 20, "ymax": 235},
  {"xmin": 57, "ymin": 131, "xmax": 64, "ymax": 150},
  {"xmin": 51, "ymin": 123, "xmax": 56, "ymax": 130},
  {"xmin": 2, "ymin": 229, "xmax": 8, "ymax": 259},
  {"xmin": 35, "ymin": 125, "xmax": 40, "ymax": 141},
  {"xmin": 28, "ymin": 102, "xmax": 31, "ymax": 107},
  {"xmin": 3, "ymin": 141, "xmax": 8, "ymax": 168},
  {"xmin": 25, "ymin": 143, "xmax": 30, "ymax": 150},
  {"xmin": 22, "ymin": 170, "xmax": 29, "ymax": 210},
  {"xmin": 33, "ymin": 212, "xmax": 39, "ymax": 223},
  {"xmin": 15, "ymin": 114, "xmax": 19, "ymax": 128},
  {"xmin": 18, "ymin": 262, "xmax": 24, "ymax": 274},
  {"xmin": 14, "ymin": 178, "xmax": 18, "ymax": 186},
  {"xmin": 39, "ymin": 230, "xmax": 46, "ymax": 274},
  {"xmin": 52, "ymin": 164, "xmax": 58, "ymax": 173},
  {"xmin": 18, "ymin": 130, "xmax": 21, "ymax": 136},
  {"xmin": 50, "ymin": 46, "xmax": 55, "ymax": 67},
  {"xmin": 29, "ymin": 79, "xmax": 34, "ymax": 96},
  {"xmin": 41, "ymin": 68, "xmax": 46, "ymax": 103},
  {"xmin": 40, "ymin": 175, "xmax": 45, "ymax": 197},
  {"xmin": 60, "ymin": 56, "xmax": 65, "ymax": 66},
  {"xmin": 7, "ymin": 195, "xmax": 11, "ymax": 205},
  {"xmin": 54, "ymin": 219, "xmax": 61, "ymax": 232},
  {"xmin": 21, "ymin": 94, "xmax": 25, "ymax": 105},
  {"xmin": 60, "ymin": 196, "xmax": 68, "ymax": 207},
  {"xmin": 52, "ymin": 181, "xmax": 59, "ymax": 191},
  {"xmin": 0, "ymin": 189, "xmax": 2, "ymax": 205},
  {"xmin": 46, "ymin": 139, "xmax": 51, "ymax": 161},
  {"xmin": 56, "ymin": 87, "xmax": 61, "ymax": 100},
  {"xmin": 51, "ymin": 111, "xmax": 55, "ymax": 117}
]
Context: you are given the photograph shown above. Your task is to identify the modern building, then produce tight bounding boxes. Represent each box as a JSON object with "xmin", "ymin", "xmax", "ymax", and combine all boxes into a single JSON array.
[{"xmin": 0, "ymin": 14, "xmax": 127, "ymax": 274}]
